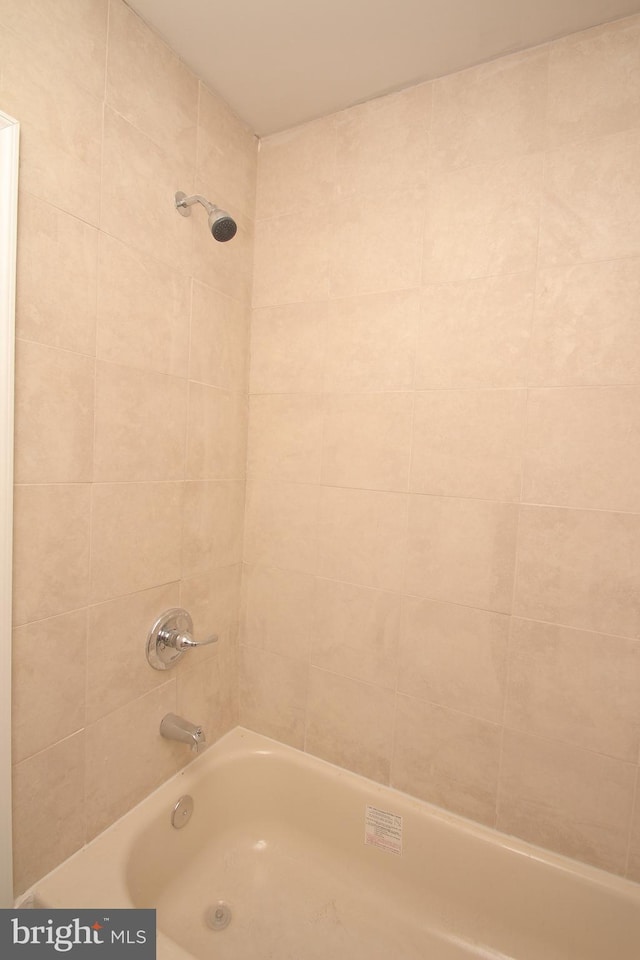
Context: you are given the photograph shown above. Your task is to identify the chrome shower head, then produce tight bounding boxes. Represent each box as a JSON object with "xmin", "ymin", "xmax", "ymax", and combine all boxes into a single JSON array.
[
  {"xmin": 207, "ymin": 207, "xmax": 237, "ymax": 242},
  {"xmin": 175, "ymin": 191, "xmax": 237, "ymax": 242}
]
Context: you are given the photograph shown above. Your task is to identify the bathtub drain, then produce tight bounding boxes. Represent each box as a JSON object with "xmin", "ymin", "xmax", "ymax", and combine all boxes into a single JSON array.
[{"xmin": 205, "ymin": 901, "xmax": 232, "ymax": 931}]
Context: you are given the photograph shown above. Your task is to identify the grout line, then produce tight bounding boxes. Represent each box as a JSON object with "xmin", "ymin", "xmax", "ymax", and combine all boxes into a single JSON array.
[
  {"xmin": 497, "ymin": 56, "xmax": 548, "ymax": 829},
  {"xmin": 623, "ymin": 763, "xmax": 639, "ymax": 879}
]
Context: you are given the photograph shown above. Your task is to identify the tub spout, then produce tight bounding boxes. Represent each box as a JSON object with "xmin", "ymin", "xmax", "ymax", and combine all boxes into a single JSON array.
[{"xmin": 160, "ymin": 713, "xmax": 206, "ymax": 753}]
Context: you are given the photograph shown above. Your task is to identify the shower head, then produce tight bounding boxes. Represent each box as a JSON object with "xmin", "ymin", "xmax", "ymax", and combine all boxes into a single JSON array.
[
  {"xmin": 207, "ymin": 207, "xmax": 237, "ymax": 242},
  {"xmin": 174, "ymin": 191, "xmax": 237, "ymax": 242}
]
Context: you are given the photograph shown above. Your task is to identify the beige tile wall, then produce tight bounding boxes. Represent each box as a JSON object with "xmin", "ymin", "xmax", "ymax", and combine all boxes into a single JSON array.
[
  {"xmin": 3, "ymin": 0, "xmax": 256, "ymax": 894},
  {"xmin": 5, "ymin": 0, "xmax": 640, "ymax": 899},
  {"xmin": 243, "ymin": 13, "xmax": 640, "ymax": 882}
]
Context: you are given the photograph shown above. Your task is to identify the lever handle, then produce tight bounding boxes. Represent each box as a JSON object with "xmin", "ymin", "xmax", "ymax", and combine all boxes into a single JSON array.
[
  {"xmin": 146, "ymin": 608, "xmax": 219, "ymax": 670},
  {"xmin": 173, "ymin": 631, "xmax": 218, "ymax": 650}
]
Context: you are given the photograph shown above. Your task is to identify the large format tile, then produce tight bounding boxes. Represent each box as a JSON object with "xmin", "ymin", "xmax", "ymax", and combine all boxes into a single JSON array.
[
  {"xmin": 190, "ymin": 281, "xmax": 249, "ymax": 391},
  {"xmin": 14, "ymin": 340, "xmax": 95, "ymax": 484},
  {"xmin": 101, "ymin": 108, "xmax": 192, "ymax": 273},
  {"xmin": 505, "ymin": 618, "xmax": 640, "ymax": 761},
  {"xmin": 239, "ymin": 645, "xmax": 308, "ymax": 749},
  {"xmin": 85, "ymin": 683, "xmax": 185, "ymax": 840},
  {"xmin": 86, "ymin": 582, "xmax": 181, "ymax": 723},
  {"xmin": 514, "ymin": 506, "xmax": 640, "ymax": 638},
  {"xmin": 335, "ymin": 83, "xmax": 431, "ymax": 198},
  {"xmin": 324, "ymin": 290, "xmax": 418, "ymax": 393},
  {"xmin": 106, "ymin": 0, "xmax": 198, "ymax": 168},
  {"xmin": 330, "ymin": 189, "xmax": 425, "ymax": 298},
  {"xmin": 540, "ymin": 128, "xmax": 640, "ymax": 266},
  {"xmin": 322, "ymin": 393, "xmax": 412, "ymax": 491},
  {"xmin": 182, "ymin": 480, "xmax": 245, "ymax": 578},
  {"xmin": 398, "ymin": 598, "xmax": 509, "ymax": 723},
  {"xmin": 410, "ymin": 389, "xmax": 526, "ymax": 501},
  {"xmin": 190, "ymin": 201, "xmax": 253, "ymax": 304},
  {"xmin": 252, "ymin": 207, "xmax": 330, "ymax": 307},
  {"xmin": 529, "ymin": 259, "xmax": 640, "ymax": 387},
  {"xmin": 96, "ymin": 234, "xmax": 190, "ymax": 377},
  {"xmin": 393, "ymin": 695, "xmax": 501, "ymax": 825},
  {"xmin": 416, "ymin": 274, "xmax": 533, "ymax": 389},
  {"xmin": 247, "ymin": 394, "xmax": 324, "ymax": 483},
  {"xmin": 0, "ymin": 27, "xmax": 103, "ymax": 224},
  {"xmin": 423, "ymin": 154, "xmax": 542, "ymax": 283},
  {"xmin": 241, "ymin": 563, "xmax": 315, "ymax": 662},
  {"xmin": 311, "ymin": 579, "xmax": 401, "ymax": 689},
  {"xmin": 94, "ymin": 361, "xmax": 187, "ymax": 482},
  {"xmin": 90, "ymin": 482, "xmax": 183, "ymax": 603},
  {"xmin": 180, "ymin": 563, "xmax": 242, "ymax": 661},
  {"xmin": 523, "ymin": 386, "xmax": 640, "ymax": 513},
  {"xmin": 177, "ymin": 640, "xmax": 238, "ymax": 748},
  {"xmin": 243, "ymin": 479, "xmax": 320, "ymax": 575},
  {"xmin": 250, "ymin": 301, "xmax": 327, "ymax": 395},
  {"xmin": 16, "ymin": 192, "xmax": 98, "ymax": 355},
  {"xmin": 317, "ymin": 487, "xmax": 408, "ymax": 592},
  {"xmin": 187, "ymin": 384, "xmax": 246, "ymax": 480},
  {"xmin": 498, "ymin": 729, "xmax": 636, "ymax": 874},
  {"xmin": 12, "ymin": 610, "xmax": 87, "ymax": 762},
  {"xmin": 404, "ymin": 495, "xmax": 518, "ymax": 613},
  {"xmin": 12, "ymin": 732, "xmax": 86, "ymax": 896},
  {"xmin": 306, "ymin": 668, "xmax": 395, "ymax": 783},
  {"xmin": 256, "ymin": 115, "xmax": 337, "ymax": 220},
  {"xmin": 13, "ymin": 484, "xmax": 91, "ymax": 625},
  {"xmin": 197, "ymin": 82, "xmax": 257, "ymax": 221},
  {"xmin": 547, "ymin": 16, "xmax": 640, "ymax": 147},
  {"xmin": 431, "ymin": 47, "xmax": 547, "ymax": 170},
  {"xmin": 0, "ymin": 0, "xmax": 107, "ymax": 99}
]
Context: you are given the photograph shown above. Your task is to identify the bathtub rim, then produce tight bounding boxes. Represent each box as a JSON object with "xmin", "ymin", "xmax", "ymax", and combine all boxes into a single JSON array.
[{"xmin": 27, "ymin": 724, "xmax": 640, "ymax": 958}]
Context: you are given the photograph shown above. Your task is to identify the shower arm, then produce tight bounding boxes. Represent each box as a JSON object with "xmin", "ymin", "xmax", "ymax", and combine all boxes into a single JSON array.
[
  {"xmin": 174, "ymin": 190, "xmax": 237, "ymax": 242},
  {"xmin": 175, "ymin": 192, "xmax": 215, "ymax": 217}
]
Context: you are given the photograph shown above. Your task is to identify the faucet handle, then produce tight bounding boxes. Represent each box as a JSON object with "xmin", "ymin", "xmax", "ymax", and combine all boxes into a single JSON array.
[
  {"xmin": 174, "ymin": 631, "xmax": 218, "ymax": 651},
  {"xmin": 147, "ymin": 609, "xmax": 218, "ymax": 671}
]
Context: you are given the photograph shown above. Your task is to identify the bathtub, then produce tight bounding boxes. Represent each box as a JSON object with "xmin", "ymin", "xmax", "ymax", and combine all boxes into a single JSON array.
[{"xmin": 33, "ymin": 727, "xmax": 640, "ymax": 959}]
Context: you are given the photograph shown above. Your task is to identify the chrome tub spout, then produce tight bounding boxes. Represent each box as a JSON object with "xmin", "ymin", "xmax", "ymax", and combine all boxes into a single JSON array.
[{"xmin": 160, "ymin": 713, "xmax": 206, "ymax": 753}]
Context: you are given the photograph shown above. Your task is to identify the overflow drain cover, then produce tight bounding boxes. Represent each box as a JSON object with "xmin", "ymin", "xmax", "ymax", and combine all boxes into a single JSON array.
[
  {"xmin": 205, "ymin": 901, "xmax": 232, "ymax": 931},
  {"xmin": 171, "ymin": 795, "xmax": 194, "ymax": 829}
]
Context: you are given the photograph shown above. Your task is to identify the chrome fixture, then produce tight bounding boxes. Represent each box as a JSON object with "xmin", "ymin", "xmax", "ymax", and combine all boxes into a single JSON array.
[
  {"xmin": 174, "ymin": 191, "xmax": 237, "ymax": 241},
  {"xmin": 160, "ymin": 713, "xmax": 206, "ymax": 753},
  {"xmin": 171, "ymin": 794, "xmax": 194, "ymax": 829},
  {"xmin": 146, "ymin": 608, "xmax": 218, "ymax": 671}
]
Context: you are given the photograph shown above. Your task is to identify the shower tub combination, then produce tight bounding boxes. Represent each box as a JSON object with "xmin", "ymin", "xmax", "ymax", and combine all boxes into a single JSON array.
[{"xmin": 34, "ymin": 727, "xmax": 640, "ymax": 960}]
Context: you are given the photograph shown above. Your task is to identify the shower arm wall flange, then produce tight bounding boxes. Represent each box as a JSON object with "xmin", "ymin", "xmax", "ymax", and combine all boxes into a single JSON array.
[{"xmin": 175, "ymin": 191, "xmax": 214, "ymax": 217}]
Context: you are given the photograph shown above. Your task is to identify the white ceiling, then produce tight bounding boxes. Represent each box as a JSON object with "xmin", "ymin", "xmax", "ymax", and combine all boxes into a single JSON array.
[{"xmin": 126, "ymin": 0, "xmax": 640, "ymax": 136}]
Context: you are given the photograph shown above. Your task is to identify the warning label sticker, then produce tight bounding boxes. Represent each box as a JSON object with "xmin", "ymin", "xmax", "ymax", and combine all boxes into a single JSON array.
[{"xmin": 364, "ymin": 804, "xmax": 403, "ymax": 856}]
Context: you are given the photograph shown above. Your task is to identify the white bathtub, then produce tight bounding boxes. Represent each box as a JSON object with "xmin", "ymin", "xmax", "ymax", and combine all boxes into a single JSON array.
[{"xmin": 34, "ymin": 727, "xmax": 640, "ymax": 959}]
